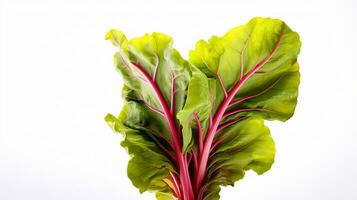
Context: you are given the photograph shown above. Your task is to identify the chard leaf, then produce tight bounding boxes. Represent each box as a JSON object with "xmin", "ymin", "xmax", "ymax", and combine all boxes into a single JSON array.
[
  {"xmin": 105, "ymin": 30, "xmax": 190, "ymax": 197},
  {"xmin": 187, "ymin": 17, "xmax": 301, "ymax": 199},
  {"xmin": 189, "ymin": 17, "xmax": 301, "ymax": 121}
]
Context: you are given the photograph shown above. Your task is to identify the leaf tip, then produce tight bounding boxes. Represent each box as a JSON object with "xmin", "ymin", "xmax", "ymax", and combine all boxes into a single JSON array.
[
  {"xmin": 104, "ymin": 113, "xmax": 120, "ymax": 132},
  {"xmin": 105, "ymin": 29, "xmax": 127, "ymax": 47}
]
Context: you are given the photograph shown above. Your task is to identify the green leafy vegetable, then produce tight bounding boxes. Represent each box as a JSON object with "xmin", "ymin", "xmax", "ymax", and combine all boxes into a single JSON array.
[{"xmin": 105, "ymin": 17, "xmax": 301, "ymax": 200}]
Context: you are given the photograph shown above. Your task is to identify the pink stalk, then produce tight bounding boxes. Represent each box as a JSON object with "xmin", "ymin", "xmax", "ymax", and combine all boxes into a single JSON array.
[
  {"xmin": 187, "ymin": 152, "xmax": 193, "ymax": 164},
  {"xmin": 193, "ymin": 113, "xmax": 203, "ymax": 155},
  {"xmin": 192, "ymin": 149, "xmax": 199, "ymax": 173},
  {"xmin": 197, "ymin": 184, "xmax": 208, "ymax": 200},
  {"xmin": 210, "ymin": 137, "xmax": 221, "ymax": 155},
  {"xmin": 194, "ymin": 32, "xmax": 284, "ymax": 194},
  {"xmin": 169, "ymin": 172, "xmax": 182, "ymax": 199}
]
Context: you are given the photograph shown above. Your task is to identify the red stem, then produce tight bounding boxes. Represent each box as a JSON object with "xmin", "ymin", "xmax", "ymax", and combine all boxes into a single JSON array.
[
  {"xmin": 169, "ymin": 172, "xmax": 182, "ymax": 199},
  {"xmin": 192, "ymin": 149, "xmax": 199, "ymax": 173},
  {"xmin": 210, "ymin": 137, "xmax": 222, "ymax": 155},
  {"xmin": 193, "ymin": 113, "xmax": 203, "ymax": 155}
]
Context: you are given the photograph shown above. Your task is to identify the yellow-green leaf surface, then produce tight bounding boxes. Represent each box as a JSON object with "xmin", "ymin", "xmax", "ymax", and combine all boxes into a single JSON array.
[
  {"xmin": 203, "ymin": 118, "xmax": 275, "ymax": 200},
  {"xmin": 189, "ymin": 17, "xmax": 301, "ymax": 122},
  {"xmin": 186, "ymin": 17, "xmax": 300, "ymax": 199},
  {"xmin": 177, "ymin": 66, "xmax": 214, "ymax": 152},
  {"xmin": 105, "ymin": 30, "xmax": 190, "ymax": 197}
]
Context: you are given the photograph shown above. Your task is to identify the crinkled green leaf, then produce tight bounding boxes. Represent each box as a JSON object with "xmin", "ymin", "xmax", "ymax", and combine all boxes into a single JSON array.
[
  {"xmin": 187, "ymin": 17, "xmax": 300, "ymax": 199},
  {"xmin": 105, "ymin": 30, "xmax": 190, "ymax": 198},
  {"xmin": 107, "ymin": 30, "xmax": 190, "ymax": 121},
  {"xmin": 105, "ymin": 102, "xmax": 173, "ymax": 193},
  {"xmin": 203, "ymin": 118, "xmax": 275, "ymax": 199},
  {"xmin": 190, "ymin": 17, "xmax": 301, "ymax": 121}
]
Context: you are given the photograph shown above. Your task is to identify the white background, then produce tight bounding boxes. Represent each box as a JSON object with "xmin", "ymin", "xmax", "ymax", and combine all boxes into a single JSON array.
[{"xmin": 1, "ymin": 0, "xmax": 356, "ymax": 199}]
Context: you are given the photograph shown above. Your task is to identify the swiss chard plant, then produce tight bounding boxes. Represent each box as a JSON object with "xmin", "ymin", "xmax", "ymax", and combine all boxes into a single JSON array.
[{"xmin": 105, "ymin": 17, "xmax": 301, "ymax": 200}]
